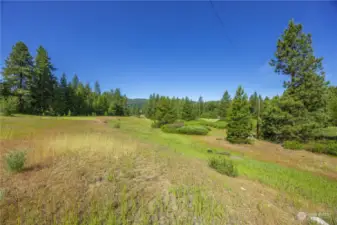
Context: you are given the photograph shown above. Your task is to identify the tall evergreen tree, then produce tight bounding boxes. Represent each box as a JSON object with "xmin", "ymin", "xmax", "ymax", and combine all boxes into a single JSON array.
[
  {"xmin": 32, "ymin": 46, "xmax": 56, "ymax": 114},
  {"xmin": 226, "ymin": 86, "xmax": 251, "ymax": 143},
  {"xmin": 197, "ymin": 96, "xmax": 204, "ymax": 117},
  {"xmin": 94, "ymin": 81, "xmax": 101, "ymax": 95},
  {"xmin": 54, "ymin": 73, "xmax": 68, "ymax": 115},
  {"xmin": 249, "ymin": 92, "xmax": 258, "ymax": 116},
  {"xmin": 219, "ymin": 90, "xmax": 231, "ymax": 120},
  {"xmin": 71, "ymin": 74, "xmax": 79, "ymax": 90},
  {"xmin": 2, "ymin": 41, "xmax": 34, "ymax": 113},
  {"xmin": 181, "ymin": 97, "xmax": 195, "ymax": 121},
  {"xmin": 327, "ymin": 86, "xmax": 337, "ymax": 126},
  {"xmin": 264, "ymin": 19, "xmax": 329, "ymax": 141},
  {"xmin": 155, "ymin": 96, "xmax": 177, "ymax": 126}
]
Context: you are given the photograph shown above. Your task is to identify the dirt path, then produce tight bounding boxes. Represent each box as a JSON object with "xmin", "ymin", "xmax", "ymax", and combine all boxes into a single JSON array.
[{"xmin": 198, "ymin": 135, "xmax": 337, "ymax": 180}]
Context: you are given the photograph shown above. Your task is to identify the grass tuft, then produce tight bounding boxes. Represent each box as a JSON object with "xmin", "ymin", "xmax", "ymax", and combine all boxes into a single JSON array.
[
  {"xmin": 4, "ymin": 150, "xmax": 26, "ymax": 172},
  {"xmin": 113, "ymin": 122, "xmax": 121, "ymax": 128}
]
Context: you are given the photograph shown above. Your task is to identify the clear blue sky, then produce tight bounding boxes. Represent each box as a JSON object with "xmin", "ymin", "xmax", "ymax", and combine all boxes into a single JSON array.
[{"xmin": 2, "ymin": 1, "xmax": 337, "ymax": 100}]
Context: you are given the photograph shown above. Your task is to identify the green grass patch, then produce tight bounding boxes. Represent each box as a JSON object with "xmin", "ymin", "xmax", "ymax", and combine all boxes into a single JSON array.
[
  {"xmin": 117, "ymin": 117, "xmax": 337, "ymax": 208},
  {"xmin": 110, "ymin": 121, "xmax": 121, "ymax": 128},
  {"xmin": 237, "ymin": 158, "xmax": 337, "ymax": 207}
]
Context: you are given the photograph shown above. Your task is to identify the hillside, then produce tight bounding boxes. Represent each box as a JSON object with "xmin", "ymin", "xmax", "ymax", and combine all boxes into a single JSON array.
[{"xmin": 1, "ymin": 115, "xmax": 336, "ymax": 225}]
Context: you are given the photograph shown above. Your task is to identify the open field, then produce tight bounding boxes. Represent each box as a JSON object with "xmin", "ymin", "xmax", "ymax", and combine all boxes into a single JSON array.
[{"xmin": 1, "ymin": 115, "xmax": 337, "ymax": 225}]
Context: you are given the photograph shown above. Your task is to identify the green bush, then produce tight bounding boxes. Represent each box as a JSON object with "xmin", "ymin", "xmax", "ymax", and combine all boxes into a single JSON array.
[
  {"xmin": 326, "ymin": 142, "xmax": 337, "ymax": 156},
  {"xmin": 5, "ymin": 151, "xmax": 26, "ymax": 172},
  {"xmin": 185, "ymin": 120, "xmax": 227, "ymax": 129},
  {"xmin": 176, "ymin": 125, "xmax": 209, "ymax": 135},
  {"xmin": 151, "ymin": 121, "xmax": 162, "ymax": 128},
  {"xmin": 283, "ymin": 141, "xmax": 303, "ymax": 150},
  {"xmin": 304, "ymin": 140, "xmax": 337, "ymax": 156},
  {"xmin": 161, "ymin": 122, "xmax": 184, "ymax": 133},
  {"xmin": 0, "ymin": 96, "xmax": 18, "ymax": 116},
  {"xmin": 161, "ymin": 124, "xmax": 209, "ymax": 135},
  {"xmin": 283, "ymin": 140, "xmax": 304, "ymax": 150},
  {"xmin": 303, "ymin": 141, "xmax": 326, "ymax": 153},
  {"xmin": 208, "ymin": 157, "xmax": 238, "ymax": 177}
]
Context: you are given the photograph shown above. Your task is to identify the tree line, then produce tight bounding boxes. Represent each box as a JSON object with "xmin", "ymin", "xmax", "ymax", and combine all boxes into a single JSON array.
[
  {"xmin": 1, "ymin": 43, "xmax": 129, "ymax": 116},
  {"xmin": 2, "ymin": 19, "xmax": 337, "ymax": 145},
  {"xmin": 142, "ymin": 20, "xmax": 337, "ymax": 144}
]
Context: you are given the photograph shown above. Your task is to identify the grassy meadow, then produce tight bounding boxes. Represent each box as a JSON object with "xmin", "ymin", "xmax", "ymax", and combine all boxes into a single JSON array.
[{"xmin": 1, "ymin": 115, "xmax": 337, "ymax": 225}]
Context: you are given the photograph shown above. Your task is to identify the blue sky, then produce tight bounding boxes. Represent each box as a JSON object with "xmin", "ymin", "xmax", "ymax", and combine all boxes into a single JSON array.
[{"xmin": 1, "ymin": 1, "xmax": 337, "ymax": 100}]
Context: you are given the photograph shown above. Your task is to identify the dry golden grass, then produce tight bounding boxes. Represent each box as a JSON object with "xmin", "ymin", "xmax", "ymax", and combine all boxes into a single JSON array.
[{"xmin": 0, "ymin": 116, "xmax": 335, "ymax": 224}]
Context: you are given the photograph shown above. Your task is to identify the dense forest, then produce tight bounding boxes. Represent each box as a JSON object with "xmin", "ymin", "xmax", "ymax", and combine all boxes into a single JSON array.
[
  {"xmin": 1, "ymin": 19, "xmax": 337, "ymax": 146},
  {"xmin": 0, "ymin": 44, "xmax": 130, "ymax": 117}
]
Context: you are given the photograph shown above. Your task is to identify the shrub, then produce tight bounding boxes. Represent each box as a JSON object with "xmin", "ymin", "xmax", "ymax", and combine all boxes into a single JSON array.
[
  {"xmin": 0, "ymin": 96, "xmax": 18, "ymax": 116},
  {"xmin": 186, "ymin": 120, "xmax": 227, "ymax": 129},
  {"xmin": 177, "ymin": 125, "xmax": 209, "ymax": 135},
  {"xmin": 161, "ymin": 124, "xmax": 209, "ymax": 135},
  {"xmin": 303, "ymin": 141, "xmax": 326, "ymax": 153},
  {"xmin": 151, "ymin": 121, "xmax": 161, "ymax": 128},
  {"xmin": 5, "ymin": 150, "xmax": 26, "ymax": 172},
  {"xmin": 326, "ymin": 141, "xmax": 337, "ymax": 156},
  {"xmin": 304, "ymin": 140, "xmax": 337, "ymax": 156},
  {"xmin": 208, "ymin": 157, "xmax": 238, "ymax": 177},
  {"xmin": 283, "ymin": 140, "xmax": 303, "ymax": 150},
  {"xmin": 161, "ymin": 122, "xmax": 184, "ymax": 133}
]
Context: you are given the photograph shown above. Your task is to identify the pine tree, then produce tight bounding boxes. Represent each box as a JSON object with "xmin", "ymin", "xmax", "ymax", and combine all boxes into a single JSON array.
[
  {"xmin": 32, "ymin": 46, "xmax": 56, "ymax": 114},
  {"xmin": 261, "ymin": 94, "xmax": 313, "ymax": 142},
  {"xmin": 155, "ymin": 97, "xmax": 177, "ymax": 126},
  {"xmin": 2, "ymin": 41, "xmax": 34, "ymax": 113},
  {"xmin": 145, "ymin": 94, "xmax": 155, "ymax": 119},
  {"xmin": 249, "ymin": 92, "xmax": 258, "ymax": 116},
  {"xmin": 71, "ymin": 74, "xmax": 79, "ymax": 90},
  {"xmin": 226, "ymin": 86, "xmax": 251, "ymax": 144},
  {"xmin": 197, "ymin": 96, "xmax": 204, "ymax": 117},
  {"xmin": 84, "ymin": 83, "xmax": 92, "ymax": 115},
  {"xmin": 203, "ymin": 101, "xmax": 219, "ymax": 119},
  {"xmin": 54, "ymin": 73, "xmax": 68, "ymax": 115},
  {"xmin": 94, "ymin": 81, "xmax": 101, "ymax": 95},
  {"xmin": 181, "ymin": 97, "xmax": 195, "ymax": 121},
  {"xmin": 219, "ymin": 91, "xmax": 231, "ymax": 120},
  {"xmin": 328, "ymin": 86, "xmax": 337, "ymax": 126},
  {"xmin": 266, "ymin": 19, "xmax": 329, "ymax": 140}
]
